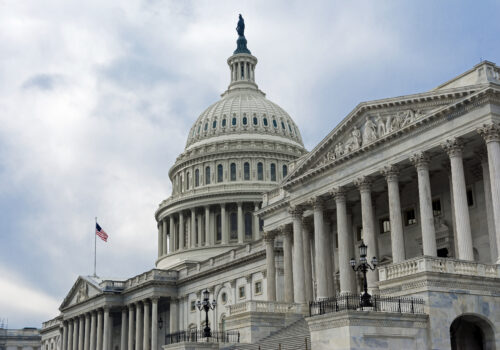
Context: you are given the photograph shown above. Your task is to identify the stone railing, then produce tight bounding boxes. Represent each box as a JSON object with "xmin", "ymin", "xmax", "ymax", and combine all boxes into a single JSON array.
[
  {"xmin": 42, "ymin": 317, "xmax": 61, "ymax": 330},
  {"xmin": 378, "ymin": 256, "xmax": 500, "ymax": 281},
  {"xmin": 124, "ymin": 269, "xmax": 178, "ymax": 288},
  {"xmin": 228, "ymin": 300, "xmax": 305, "ymax": 316}
]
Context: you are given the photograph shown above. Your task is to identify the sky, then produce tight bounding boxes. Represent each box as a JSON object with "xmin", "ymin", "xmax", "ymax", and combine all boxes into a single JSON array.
[{"xmin": 1, "ymin": 0, "xmax": 499, "ymax": 329}]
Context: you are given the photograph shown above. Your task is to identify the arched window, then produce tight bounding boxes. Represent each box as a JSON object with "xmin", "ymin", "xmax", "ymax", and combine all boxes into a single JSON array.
[
  {"xmin": 205, "ymin": 166, "xmax": 211, "ymax": 185},
  {"xmin": 243, "ymin": 116, "xmax": 248, "ymax": 125},
  {"xmin": 213, "ymin": 120, "xmax": 217, "ymax": 129},
  {"xmin": 230, "ymin": 163, "xmax": 236, "ymax": 181},
  {"xmin": 186, "ymin": 172, "xmax": 190, "ymax": 190},
  {"xmin": 195, "ymin": 169, "xmax": 200, "ymax": 187},
  {"xmin": 288, "ymin": 123, "xmax": 292, "ymax": 132},
  {"xmin": 245, "ymin": 212, "xmax": 252, "ymax": 238},
  {"xmin": 197, "ymin": 125, "xmax": 201, "ymax": 134},
  {"xmin": 230, "ymin": 212, "xmax": 237, "ymax": 239},
  {"xmin": 270, "ymin": 163, "xmax": 276, "ymax": 181},
  {"xmin": 257, "ymin": 162, "xmax": 263, "ymax": 181},
  {"xmin": 204, "ymin": 123, "xmax": 208, "ymax": 131},
  {"xmin": 272, "ymin": 119, "xmax": 277, "ymax": 128},
  {"xmin": 222, "ymin": 118, "xmax": 227, "ymax": 127},
  {"xmin": 281, "ymin": 121, "xmax": 286, "ymax": 129},
  {"xmin": 244, "ymin": 162, "xmax": 250, "ymax": 180},
  {"xmin": 282, "ymin": 164, "xmax": 288, "ymax": 178},
  {"xmin": 217, "ymin": 164, "xmax": 223, "ymax": 183},
  {"xmin": 180, "ymin": 175, "xmax": 183, "ymax": 192},
  {"xmin": 232, "ymin": 117, "xmax": 237, "ymax": 126},
  {"xmin": 253, "ymin": 116, "xmax": 258, "ymax": 125},
  {"xmin": 263, "ymin": 118, "xmax": 268, "ymax": 126}
]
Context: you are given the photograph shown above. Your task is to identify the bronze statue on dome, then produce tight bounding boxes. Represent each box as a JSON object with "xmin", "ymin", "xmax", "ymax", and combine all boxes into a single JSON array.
[{"xmin": 236, "ymin": 14, "xmax": 245, "ymax": 36}]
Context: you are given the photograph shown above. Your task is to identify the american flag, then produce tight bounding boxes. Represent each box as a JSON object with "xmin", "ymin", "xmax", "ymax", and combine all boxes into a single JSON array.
[{"xmin": 96, "ymin": 223, "xmax": 108, "ymax": 242}]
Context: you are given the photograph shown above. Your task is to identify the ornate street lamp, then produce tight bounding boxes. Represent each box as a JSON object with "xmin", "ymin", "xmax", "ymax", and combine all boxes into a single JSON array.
[
  {"xmin": 350, "ymin": 241, "xmax": 378, "ymax": 307},
  {"xmin": 196, "ymin": 289, "xmax": 216, "ymax": 338}
]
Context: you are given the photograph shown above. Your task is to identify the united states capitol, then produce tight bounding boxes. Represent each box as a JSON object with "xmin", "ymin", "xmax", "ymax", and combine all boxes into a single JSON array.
[{"xmin": 39, "ymin": 16, "xmax": 500, "ymax": 350}]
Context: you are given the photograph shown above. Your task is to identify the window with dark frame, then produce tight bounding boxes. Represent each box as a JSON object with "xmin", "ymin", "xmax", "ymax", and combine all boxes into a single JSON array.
[
  {"xmin": 379, "ymin": 218, "xmax": 390, "ymax": 233},
  {"xmin": 432, "ymin": 199, "xmax": 441, "ymax": 216},
  {"xmin": 467, "ymin": 188, "xmax": 474, "ymax": 207},
  {"xmin": 405, "ymin": 208, "xmax": 417, "ymax": 226}
]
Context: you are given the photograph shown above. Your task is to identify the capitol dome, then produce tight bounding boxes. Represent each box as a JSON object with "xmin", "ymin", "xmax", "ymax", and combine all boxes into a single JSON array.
[{"xmin": 155, "ymin": 19, "xmax": 307, "ymax": 270}]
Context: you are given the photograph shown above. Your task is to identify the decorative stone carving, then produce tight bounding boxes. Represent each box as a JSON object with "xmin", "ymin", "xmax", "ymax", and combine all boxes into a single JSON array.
[
  {"xmin": 334, "ymin": 143, "xmax": 343, "ymax": 157},
  {"xmin": 76, "ymin": 282, "xmax": 88, "ymax": 303},
  {"xmin": 400, "ymin": 109, "xmax": 416, "ymax": 128},
  {"xmin": 329, "ymin": 187, "xmax": 346, "ymax": 202},
  {"xmin": 344, "ymin": 128, "xmax": 361, "ymax": 153},
  {"xmin": 362, "ymin": 117, "xmax": 377, "ymax": 144},
  {"xmin": 307, "ymin": 196, "xmax": 325, "ymax": 210},
  {"xmin": 410, "ymin": 151, "xmax": 430, "ymax": 170},
  {"xmin": 381, "ymin": 164, "xmax": 399, "ymax": 182},
  {"xmin": 441, "ymin": 138, "xmax": 463, "ymax": 158},
  {"xmin": 376, "ymin": 114, "xmax": 386, "ymax": 137},
  {"xmin": 354, "ymin": 176, "xmax": 372, "ymax": 192},
  {"xmin": 477, "ymin": 123, "xmax": 500, "ymax": 143},
  {"xmin": 288, "ymin": 206, "xmax": 303, "ymax": 218},
  {"xmin": 262, "ymin": 231, "xmax": 275, "ymax": 242}
]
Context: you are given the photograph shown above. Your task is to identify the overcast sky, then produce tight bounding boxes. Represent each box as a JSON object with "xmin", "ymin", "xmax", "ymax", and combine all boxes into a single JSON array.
[{"xmin": 1, "ymin": 0, "xmax": 499, "ymax": 329}]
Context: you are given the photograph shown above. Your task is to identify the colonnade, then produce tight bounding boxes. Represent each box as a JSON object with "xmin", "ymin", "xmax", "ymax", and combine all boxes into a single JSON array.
[
  {"xmin": 61, "ymin": 299, "xmax": 159, "ymax": 350},
  {"xmin": 157, "ymin": 202, "xmax": 261, "ymax": 257},
  {"xmin": 265, "ymin": 128, "xmax": 500, "ymax": 303}
]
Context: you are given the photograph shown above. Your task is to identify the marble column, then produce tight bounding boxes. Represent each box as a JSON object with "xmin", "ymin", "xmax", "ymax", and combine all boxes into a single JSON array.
[
  {"xmin": 190, "ymin": 209, "xmax": 196, "ymax": 248},
  {"xmin": 410, "ymin": 152, "xmax": 437, "ymax": 257},
  {"xmin": 127, "ymin": 305, "xmax": 134, "ymax": 350},
  {"xmin": 67, "ymin": 321, "xmax": 73, "ymax": 350},
  {"xmin": 221, "ymin": 204, "xmax": 228, "ymax": 244},
  {"xmin": 332, "ymin": 188, "xmax": 356, "ymax": 294},
  {"xmin": 62, "ymin": 322, "xmax": 68, "ymax": 350},
  {"xmin": 323, "ymin": 218, "xmax": 335, "ymax": 297},
  {"xmin": 281, "ymin": 225, "xmax": 294, "ymax": 303},
  {"xmin": 151, "ymin": 298, "xmax": 158, "ymax": 350},
  {"xmin": 73, "ymin": 317, "xmax": 78, "ymax": 350},
  {"xmin": 96, "ymin": 311, "xmax": 103, "ymax": 350},
  {"xmin": 477, "ymin": 149, "xmax": 498, "ymax": 262},
  {"xmin": 197, "ymin": 213, "xmax": 203, "ymax": 246},
  {"xmin": 253, "ymin": 202, "xmax": 260, "ymax": 240},
  {"xmin": 354, "ymin": 177, "xmax": 378, "ymax": 290},
  {"xmin": 143, "ymin": 301, "xmax": 150, "ymax": 350},
  {"xmin": 263, "ymin": 231, "xmax": 276, "ymax": 301},
  {"xmin": 290, "ymin": 207, "xmax": 305, "ymax": 303},
  {"xmin": 311, "ymin": 197, "xmax": 329, "ymax": 300},
  {"xmin": 442, "ymin": 138, "xmax": 473, "ymax": 261},
  {"xmin": 89, "ymin": 313, "xmax": 96, "ymax": 350},
  {"xmin": 162, "ymin": 219, "xmax": 168, "ymax": 256},
  {"xmin": 301, "ymin": 218, "xmax": 314, "ymax": 302},
  {"xmin": 169, "ymin": 218, "xmax": 175, "ymax": 253},
  {"xmin": 102, "ymin": 308, "xmax": 109, "ymax": 350},
  {"xmin": 157, "ymin": 222, "xmax": 163, "ymax": 258},
  {"xmin": 120, "ymin": 309, "xmax": 127, "ymax": 350},
  {"xmin": 204, "ymin": 206, "xmax": 211, "ymax": 246},
  {"xmin": 237, "ymin": 202, "xmax": 244, "ymax": 243},
  {"xmin": 478, "ymin": 124, "xmax": 500, "ymax": 264},
  {"xmin": 135, "ymin": 303, "xmax": 142, "ymax": 350},
  {"xmin": 78, "ymin": 316, "xmax": 84, "ymax": 350},
  {"xmin": 381, "ymin": 165, "xmax": 405, "ymax": 263},
  {"xmin": 179, "ymin": 213, "xmax": 185, "ymax": 251},
  {"xmin": 84, "ymin": 314, "xmax": 90, "ymax": 350},
  {"xmin": 169, "ymin": 298, "xmax": 178, "ymax": 333}
]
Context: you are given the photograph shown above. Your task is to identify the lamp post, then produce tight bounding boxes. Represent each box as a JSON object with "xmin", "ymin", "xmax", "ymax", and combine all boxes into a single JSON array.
[
  {"xmin": 350, "ymin": 241, "xmax": 378, "ymax": 307},
  {"xmin": 196, "ymin": 290, "xmax": 216, "ymax": 338}
]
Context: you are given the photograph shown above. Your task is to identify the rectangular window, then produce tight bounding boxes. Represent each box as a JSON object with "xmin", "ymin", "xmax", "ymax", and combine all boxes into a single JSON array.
[
  {"xmin": 254, "ymin": 281, "xmax": 262, "ymax": 295},
  {"xmin": 245, "ymin": 212, "xmax": 252, "ymax": 238},
  {"xmin": 379, "ymin": 218, "xmax": 390, "ymax": 233},
  {"xmin": 404, "ymin": 208, "xmax": 417, "ymax": 226},
  {"xmin": 356, "ymin": 226, "xmax": 363, "ymax": 241},
  {"xmin": 467, "ymin": 187, "xmax": 474, "ymax": 207},
  {"xmin": 432, "ymin": 199, "xmax": 441, "ymax": 216},
  {"xmin": 190, "ymin": 300, "xmax": 196, "ymax": 312},
  {"xmin": 239, "ymin": 286, "xmax": 246, "ymax": 299},
  {"xmin": 230, "ymin": 212, "xmax": 237, "ymax": 240},
  {"xmin": 216, "ymin": 214, "xmax": 222, "ymax": 241}
]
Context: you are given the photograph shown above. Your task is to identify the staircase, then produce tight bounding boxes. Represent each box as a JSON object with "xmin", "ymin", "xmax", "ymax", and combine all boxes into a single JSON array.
[{"xmin": 221, "ymin": 318, "xmax": 311, "ymax": 350}]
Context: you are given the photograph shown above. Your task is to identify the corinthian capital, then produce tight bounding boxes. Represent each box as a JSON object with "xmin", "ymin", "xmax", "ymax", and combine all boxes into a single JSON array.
[
  {"xmin": 354, "ymin": 176, "xmax": 371, "ymax": 192},
  {"xmin": 262, "ymin": 231, "xmax": 275, "ymax": 243},
  {"xmin": 477, "ymin": 123, "xmax": 500, "ymax": 144},
  {"xmin": 441, "ymin": 138, "xmax": 463, "ymax": 158},
  {"xmin": 287, "ymin": 205, "xmax": 303, "ymax": 218},
  {"xmin": 410, "ymin": 151, "xmax": 430, "ymax": 170},
  {"xmin": 279, "ymin": 224, "xmax": 292, "ymax": 237},
  {"xmin": 329, "ymin": 187, "xmax": 346, "ymax": 202},
  {"xmin": 380, "ymin": 164, "xmax": 399, "ymax": 182},
  {"xmin": 307, "ymin": 196, "xmax": 325, "ymax": 210}
]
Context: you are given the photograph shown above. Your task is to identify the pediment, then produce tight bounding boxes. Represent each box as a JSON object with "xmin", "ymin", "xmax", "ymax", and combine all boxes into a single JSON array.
[
  {"xmin": 284, "ymin": 87, "xmax": 481, "ymax": 187},
  {"xmin": 60, "ymin": 276, "xmax": 102, "ymax": 310}
]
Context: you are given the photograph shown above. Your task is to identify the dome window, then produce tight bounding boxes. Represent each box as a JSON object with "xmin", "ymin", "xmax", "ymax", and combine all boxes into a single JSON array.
[
  {"xmin": 257, "ymin": 162, "xmax": 264, "ymax": 181},
  {"xmin": 230, "ymin": 163, "xmax": 236, "ymax": 181},
  {"xmin": 253, "ymin": 116, "xmax": 258, "ymax": 125},
  {"xmin": 222, "ymin": 118, "xmax": 227, "ymax": 127},
  {"xmin": 270, "ymin": 163, "xmax": 276, "ymax": 181},
  {"xmin": 283, "ymin": 164, "xmax": 288, "ymax": 178},
  {"xmin": 197, "ymin": 125, "xmax": 201, "ymax": 134},
  {"xmin": 186, "ymin": 172, "xmax": 190, "ymax": 190},
  {"xmin": 281, "ymin": 121, "xmax": 286, "ymax": 130},
  {"xmin": 243, "ymin": 116, "xmax": 248, "ymax": 125},
  {"xmin": 263, "ymin": 118, "xmax": 268, "ymax": 127},
  {"xmin": 245, "ymin": 212, "xmax": 252, "ymax": 238},
  {"xmin": 217, "ymin": 164, "xmax": 223, "ymax": 183},
  {"xmin": 272, "ymin": 119, "xmax": 277, "ymax": 128},
  {"xmin": 288, "ymin": 124, "xmax": 292, "ymax": 132},
  {"xmin": 232, "ymin": 117, "xmax": 237, "ymax": 126},
  {"xmin": 213, "ymin": 120, "xmax": 217, "ymax": 129},
  {"xmin": 230, "ymin": 212, "xmax": 237, "ymax": 239},
  {"xmin": 244, "ymin": 162, "xmax": 250, "ymax": 180},
  {"xmin": 195, "ymin": 169, "xmax": 200, "ymax": 187},
  {"xmin": 204, "ymin": 123, "xmax": 208, "ymax": 131},
  {"xmin": 205, "ymin": 166, "xmax": 211, "ymax": 185}
]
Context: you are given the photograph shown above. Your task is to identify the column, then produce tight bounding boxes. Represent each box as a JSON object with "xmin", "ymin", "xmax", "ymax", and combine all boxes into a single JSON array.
[
  {"xmin": 204, "ymin": 206, "xmax": 211, "ymax": 246},
  {"xmin": 73, "ymin": 317, "xmax": 78, "ymax": 350},
  {"xmin": 477, "ymin": 149, "xmax": 498, "ymax": 262},
  {"xmin": 169, "ymin": 218, "xmax": 175, "ymax": 253},
  {"xmin": 102, "ymin": 308, "xmax": 109, "ymax": 350},
  {"xmin": 190, "ymin": 209, "xmax": 196, "ymax": 248},
  {"xmin": 478, "ymin": 124, "xmax": 500, "ymax": 263},
  {"xmin": 157, "ymin": 222, "xmax": 163, "ymax": 258},
  {"xmin": 127, "ymin": 305, "xmax": 134, "ymax": 350},
  {"xmin": 143, "ymin": 301, "xmax": 150, "ymax": 350},
  {"xmin": 381, "ymin": 165, "xmax": 405, "ymax": 263},
  {"xmin": 179, "ymin": 213, "xmax": 185, "ymax": 251},
  {"xmin": 135, "ymin": 303, "xmax": 142, "ymax": 350},
  {"xmin": 324, "ymin": 218, "xmax": 334, "ymax": 297},
  {"xmin": 290, "ymin": 207, "xmax": 305, "ymax": 303},
  {"xmin": 162, "ymin": 219, "xmax": 168, "ymax": 256},
  {"xmin": 96, "ymin": 311, "xmax": 103, "ymax": 350},
  {"xmin": 169, "ymin": 298, "xmax": 178, "ymax": 334},
  {"xmin": 62, "ymin": 322, "xmax": 68, "ymax": 350},
  {"xmin": 410, "ymin": 152, "xmax": 437, "ymax": 256},
  {"xmin": 67, "ymin": 321, "xmax": 73, "ymax": 350},
  {"xmin": 263, "ymin": 231, "xmax": 276, "ymax": 301},
  {"xmin": 197, "ymin": 213, "xmax": 203, "ymax": 246},
  {"xmin": 311, "ymin": 197, "xmax": 328, "ymax": 300},
  {"xmin": 84, "ymin": 314, "xmax": 90, "ymax": 350},
  {"xmin": 253, "ymin": 202, "xmax": 260, "ymax": 240},
  {"xmin": 354, "ymin": 177, "xmax": 378, "ymax": 290},
  {"xmin": 78, "ymin": 316, "xmax": 84, "ymax": 350},
  {"xmin": 221, "ymin": 204, "xmax": 228, "ymax": 244},
  {"xmin": 332, "ymin": 188, "xmax": 356, "ymax": 294},
  {"xmin": 301, "ymin": 218, "xmax": 314, "ymax": 302},
  {"xmin": 151, "ymin": 298, "xmax": 158, "ymax": 350},
  {"xmin": 90, "ymin": 312, "xmax": 96, "ymax": 350},
  {"xmin": 442, "ymin": 139, "xmax": 474, "ymax": 260},
  {"xmin": 237, "ymin": 202, "xmax": 244, "ymax": 243},
  {"xmin": 281, "ymin": 225, "xmax": 294, "ymax": 303},
  {"xmin": 120, "ymin": 309, "xmax": 127, "ymax": 350}
]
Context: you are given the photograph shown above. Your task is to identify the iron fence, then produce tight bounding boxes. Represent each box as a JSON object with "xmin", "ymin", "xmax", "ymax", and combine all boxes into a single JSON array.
[
  {"xmin": 309, "ymin": 293, "xmax": 425, "ymax": 317},
  {"xmin": 165, "ymin": 329, "xmax": 240, "ymax": 344}
]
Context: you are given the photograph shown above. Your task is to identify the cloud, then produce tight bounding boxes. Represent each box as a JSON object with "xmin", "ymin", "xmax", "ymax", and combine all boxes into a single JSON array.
[{"xmin": 22, "ymin": 74, "xmax": 66, "ymax": 91}]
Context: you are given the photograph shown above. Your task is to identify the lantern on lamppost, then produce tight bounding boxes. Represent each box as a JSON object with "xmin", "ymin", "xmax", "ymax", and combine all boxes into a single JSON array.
[
  {"xmin": 196, "ymin": 289, "xmax": 216, "ymax": 338},
  {"xmin": 350, "ymin": 241, "xmax": 378, "ymax": 307}
]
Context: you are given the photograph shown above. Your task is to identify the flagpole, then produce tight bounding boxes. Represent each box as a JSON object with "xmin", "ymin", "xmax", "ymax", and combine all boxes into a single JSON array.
[{"xmin": 94, "ymin": 217, "xmax": 97, "ymax": 277}]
